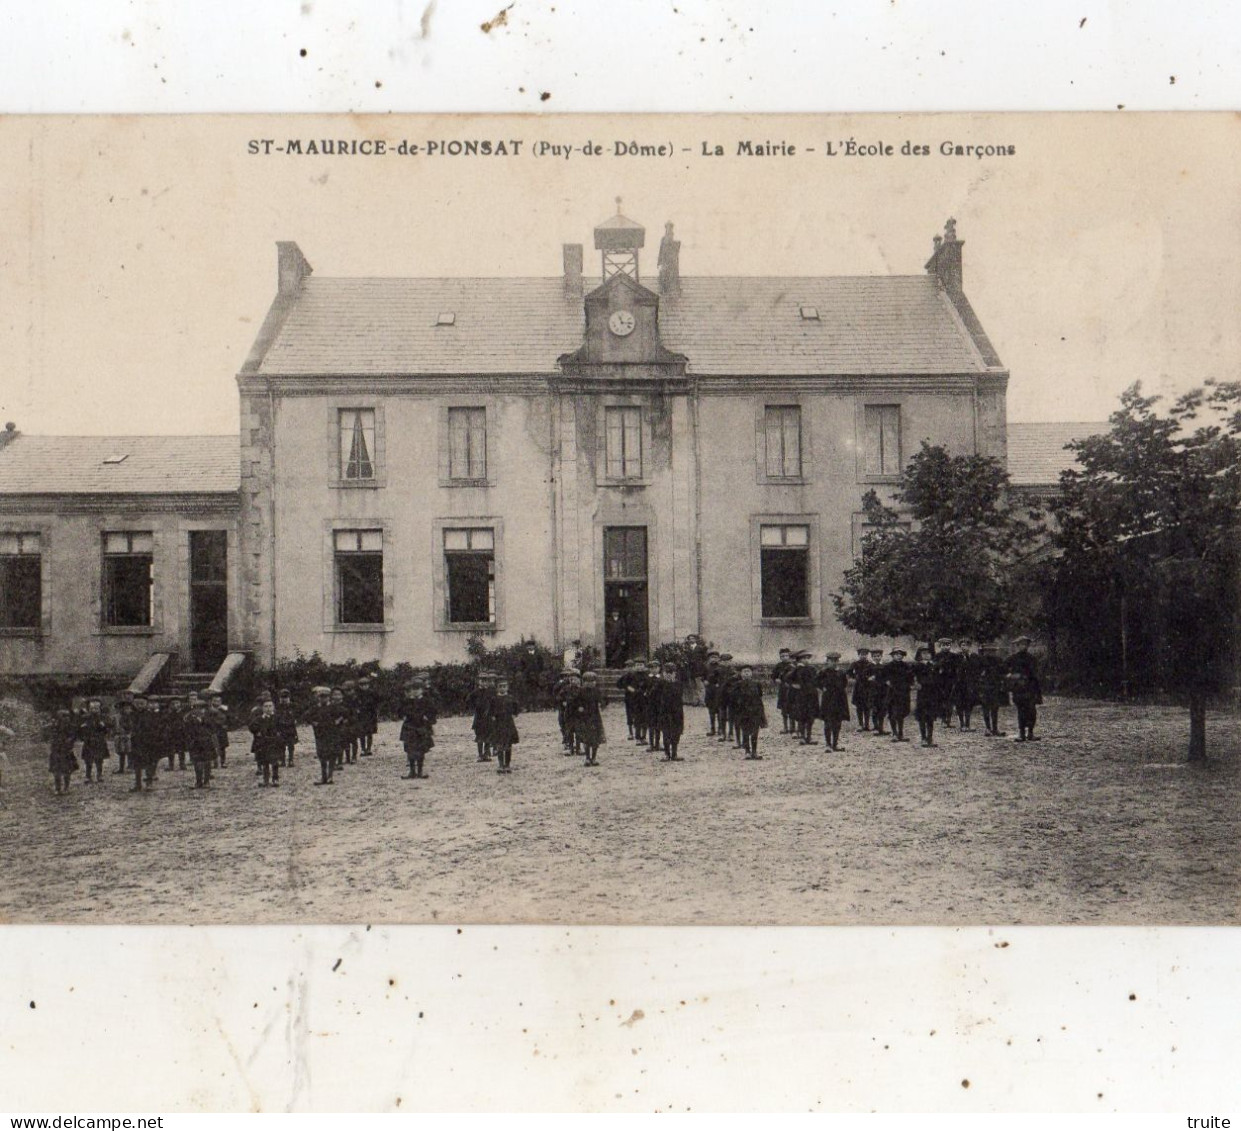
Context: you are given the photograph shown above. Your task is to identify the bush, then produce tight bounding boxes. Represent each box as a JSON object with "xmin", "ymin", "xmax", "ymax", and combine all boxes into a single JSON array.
[{"xmin": 261, "ymin": 635, "xmax": 566, "ymax": 720}]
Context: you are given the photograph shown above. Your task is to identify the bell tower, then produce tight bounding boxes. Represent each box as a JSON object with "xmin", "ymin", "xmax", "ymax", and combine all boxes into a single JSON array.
[{"xmin": 594, "ymin": 198, "xmax": 645, "ymax": 282}]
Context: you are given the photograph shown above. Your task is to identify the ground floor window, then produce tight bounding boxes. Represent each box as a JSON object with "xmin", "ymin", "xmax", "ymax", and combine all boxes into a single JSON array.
[
  {"xmin": 334, "ymin": 529, "xmax": 384, "ymax": 625},
  {"xmin": 0, "ymin": 532, "xmax": 41, "ymax": 630},
  {"xmin": 444, "ymin": 527, "xmax": 495, "ymax": 624},
  {"xmin": 760, "ymin": 523, "xmax": 810, "ymax": 619},
  {"xmin": 103, "ymin": 531, "xmax": 153, "ymax": 627}
]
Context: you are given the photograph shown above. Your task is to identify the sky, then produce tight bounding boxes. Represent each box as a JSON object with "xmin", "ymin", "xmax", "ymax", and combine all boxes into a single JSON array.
[{"xmin": 1, "ymin": 112, "xmax": 1238, "ymax": 436}]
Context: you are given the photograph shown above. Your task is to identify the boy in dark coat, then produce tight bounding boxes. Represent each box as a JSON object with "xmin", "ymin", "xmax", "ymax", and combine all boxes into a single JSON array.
[
  {"xmin": 733, "ymin": 664, "xmax": 768, "ymax": 759},
  {"xmin": 399, "ymin": 681, "xmax": 437, "ymax": 779},
  {"xmin": 574, "ymin": 670, "xmax": 607, "ymax": 766},
  {"xmin": 847, "ymin": 648, "xmax": 873, "ymax": 731},
  {"xmin": 556, "ymin": 670, "xmax": 581, "ymax": 755},
  {"xmin": 883, "ymin": 649, "xmax": 913, "ymax": 743},
  {"xmin": 184, "ymin": 692, "xmax": 216, "ymax": 789},
  {"xmin": 306, "ymin": 686, "xmax": 340, "ymax": 785},
  {"xmin": 793, "ymin": 653, "xmax": 819, "ymax": 745},
  {"xmin": 470, "ymin": 671, "xmax": 498, "ymax": 761},
  {"xmin": 165, "ymin": 697, "xmax": 188, "ymax": 771},
  {"xmin": 128, "ymin": 697, "xmax": 158, "ymax": 791},
  {"xmin": 1006, "ymin": 638, "xmax": 1043, "ymax": 741},
  {"xmin": 656, "ymin": 663, "xmax": 686, "ymax": 761},
  {"xmin": 112, "ymin": 691, "xmax": 134, "ymax": 774},
  {"xmin": 78, "ymin": 699, "xmax": 111, "ymax": 783},
  {"xmin": 978, "ymin": 643, "xmax": 1009, "ymax": 736},
  {"xmin": 617, "ymin": 660, "xmax": 643, "ymax": 740},
  {"xmin": 490, "ymin": 679, "xmax": 521, "ymax": 774},
  {"xmin": 206, "ymin": 693, "xmax": 230, "ymax": 767},
  {"xmin": 934, "ymin": 640, "xmax": 960, "ymax": 727},
  {"xmin": 356, "ymin": 676, "xmax": 380, "ymax": 756},
  {"xmin": 955, "ymin": 640, "xmax": 982, "ymax": 730},
  {"xmin": 912, "ymin": 646, "xmax": 941, "ymax": 747},
  {"xmin": 644, "ymin": 660, "xmax": 664, "ymax": 753},
  {"xmin": 275, "ymin": 689, "xmax": 299, "ymax": 766},
  {"xmin": 867, "ymin": 652, "xmax": 890, "ymax": 736},
  {"xmin": 340, "ymin": 682, "xmax": 361, "ymax": 765},
  {"xmin": 771, "ymin": 648, "xmax": 794, "ymax": 733},
  {"xmin": 817, "ymin": 652, "xmax": 850, "ymax": 751},
  {"xmin": 249, "ymin": 691, "xmax": 274, "ymax": 776},
  {"xmin": 249, "ymin": 700, "xmax": 284, "ymax": 786},
  {"xmin": 47, "ymin": 708, "xmax": 79, "ymax": 794}
]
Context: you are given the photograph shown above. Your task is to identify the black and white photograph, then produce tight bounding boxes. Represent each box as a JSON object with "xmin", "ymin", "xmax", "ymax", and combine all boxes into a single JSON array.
[{"xmin": 1, "ymin": 112, "xmax": 1237, "ymax": 931}]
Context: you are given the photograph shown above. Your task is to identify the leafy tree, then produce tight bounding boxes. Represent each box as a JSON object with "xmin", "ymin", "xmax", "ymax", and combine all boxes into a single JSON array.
[
  {"xmin": 1050, "ymin": 381, "xmax": 1241, "ymax": 761},
  {"xmin": 833, "ymin": 443, "xmax": 1042, "ymax": 643}
]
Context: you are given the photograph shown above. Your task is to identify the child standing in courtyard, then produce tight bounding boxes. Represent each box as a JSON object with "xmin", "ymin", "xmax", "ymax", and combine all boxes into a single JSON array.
[
  {"xmin": 47, "ymin": 708, "xmax": 79, "ymax": 794},
  {"xmin": 78, "ymin": 699, "xmax": 111, "ymax": 783},
  {"xmin": 249, "ymin": 699, "xmax": 284, "ymax": 786},
  {"xmin": 573, "ymin": 670, "xmax": 606, "ymax": 767},
  {"xmin": 732, "ymin": 664, "xmax": 767, "ymax": 760},
  {"xmin": 399, "ymin": 681, "xmax": 437, "ymax": 780},
  {"xmin": 490, "ymin": 678, "xmax": 521, "ymax": 774}
]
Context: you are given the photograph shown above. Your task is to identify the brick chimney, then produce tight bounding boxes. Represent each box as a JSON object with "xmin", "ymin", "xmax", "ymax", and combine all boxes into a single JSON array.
[
  {"xmin": 277, "ymin": 241, "xmax": 313, "ymax": 295},
  {"xmin": 925, "ymin": 218, "xmax": 963, "ymax": 293},
  {"xmin": 657, "ymin": 221, "xmax": 681, "ymax": 296},
  {"xmin": 563, "ymin": 243, "xmax": 583, "ymax": 299}
]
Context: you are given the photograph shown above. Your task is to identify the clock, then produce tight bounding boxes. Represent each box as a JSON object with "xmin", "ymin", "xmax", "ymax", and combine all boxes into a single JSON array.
[{"xmin": 608, "ymin": 309, "xmax": 636, "ymax": 337}]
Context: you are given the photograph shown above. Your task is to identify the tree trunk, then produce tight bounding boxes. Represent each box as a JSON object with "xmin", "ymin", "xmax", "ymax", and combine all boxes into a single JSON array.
[{"xmin": 1187, "ymin": 692, "xmax": 1207, "ymax": 762}]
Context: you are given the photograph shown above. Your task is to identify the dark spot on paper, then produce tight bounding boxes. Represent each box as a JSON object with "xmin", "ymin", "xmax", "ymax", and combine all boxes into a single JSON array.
[
  {"xmin": 1079, "ymin": 17, "xmax": 1086, "ymax": 27},
  {"xmin": 621, "ymin": 1009, "xmax": 645, "ymax": 1028},
  {"xmin": 395, "ymin": 1097, "xmax": 402, "ymax": 1107},
  {"xmin": 388, "ymin": 978, "xmax": 396, "ymax": 986},
  {"xmin": 418, "ymin": 1011, "xmax": 424, "ymax": 1019},
  {"xmin": 29, "ymin": 1001, "xmax": 35, "ymax": 1009},
  {"xmin": 961, "ymin": 1079, "xmax": 970, "ymax": 1089},
  {"xmin": 995, "ymin": 940, "xmax": 1009, "ymax": 948},
  {"xmin": 540, "ymin": 91, "xmax": 551, "ymax": 101},
  {"xmin": 419, "ymin": 1, "xmax": 435, "ymax": 39},
  {"xmin": 481, "ymin": 4, "xmax": 512, "ymax": 33},
  {"xmin": 1169, "ymin": 75, "xmax": 1176, "ymax": 85},
  {"xmin": 299, "ymin": 48, "xmax": 308, "ymax": 57},
  {"xmin": 332, "ymin": 958, "xmax": 342, "ymax": 972},
  {"xmin": 456, "ymin": 927, "xmax": 462, "ymax": 934},
  {"xmin": 1128, "ymin": 993, "xmax": 1136, "ymax": 1000},
  {"xmin": 375, "ymin": 81, "xmax": 383, "ymax": 88}
]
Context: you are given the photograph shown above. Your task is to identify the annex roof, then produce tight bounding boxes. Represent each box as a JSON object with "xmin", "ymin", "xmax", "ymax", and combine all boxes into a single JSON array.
[
  {"xmin": 254, "ymin": 274, "xmax": 997, "ymax": 378},
  {"xmin": 1006, "ymin": 422, "xmax": 1107, "ymax": 487},
  {"xmin": 0, "ymin": 434, "xmax": 239, "ymax": 494}
]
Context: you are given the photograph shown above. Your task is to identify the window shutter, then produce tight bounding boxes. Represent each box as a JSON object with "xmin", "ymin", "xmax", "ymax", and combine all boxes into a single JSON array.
[
  {"xmin": 783, "ymin": 408, "xmax": 801, "ymax": 476},
  {"xmin": 469, "ymin": 409, "xmax": 487, "ymax": 479},
  {"xmin": 449, "ymin": 410, "xmax": 469, "ymax": 479},
  {"xmin": 606, "ymin": 409, "xmax": 624, "ymax": 478},
  {"xmin": 881, "ymin": 408, "xmax": 900, "ymax": 475},
  {"xmin": 764, "ymin": 408, "xmax": 783, "ymax": 477}
]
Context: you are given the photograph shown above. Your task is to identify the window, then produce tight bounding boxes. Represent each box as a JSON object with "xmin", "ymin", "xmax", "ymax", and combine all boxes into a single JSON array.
[
  {"xmin": 339, "ymin": 408, "xmax": 376, "ymax": 481},
  {"xmin": 444, "ymin": 527, "xmax": 495, "ymax": 625},
  {"xmin": 0, "ymin": 532, "xmax": 41, "ymax": 630},
  {"xmin": 604, "ymin": 406, "xmax": 642, "ymax": 479},
  {"xmin": 334, "ymin": 529, "xmax": 384, "ymax": 625},
  {"xmin": 448, "ymin": 407, "xmax": 487, "ymax": 481},
  {"xmin": 852, "ymin": 515, "xmax": 913, "ymax": 558},
  {"xmin": 764, "ymin": 405, "xmax": 803, "ymax": 478},
  {"xmin": 103, "ymin": 531, "xmax": 154, "ymax": 627},
  {"xmin": 759, "ymin": 524, "xmax": 810, "ymax": 619},
  {"xmin": 864, "ymin": 404, "xmax": 901, "ymax": 477}
]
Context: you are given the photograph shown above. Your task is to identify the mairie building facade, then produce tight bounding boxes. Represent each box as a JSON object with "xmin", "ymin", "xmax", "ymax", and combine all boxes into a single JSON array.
[{"xmin": 2, "ymin": 211, "xmax": 1023, "ymax": 681}]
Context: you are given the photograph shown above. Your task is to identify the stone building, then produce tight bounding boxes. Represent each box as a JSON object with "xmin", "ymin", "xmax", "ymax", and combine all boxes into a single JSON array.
[{"xmin": 3, "ymin": 211, "xmax": 1077, "ymax": 680}]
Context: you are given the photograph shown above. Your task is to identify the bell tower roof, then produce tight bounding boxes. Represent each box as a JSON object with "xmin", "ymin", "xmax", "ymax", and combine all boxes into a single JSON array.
[{"xmin": 594, "ymin": 198, "xmax": 645, "ymax": 280}]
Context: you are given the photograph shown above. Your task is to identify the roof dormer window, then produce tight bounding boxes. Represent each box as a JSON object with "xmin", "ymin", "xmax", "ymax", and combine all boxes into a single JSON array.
[
  {"xmin": 436, "ymin": 312, "xmax": 456, "ymax": 326},
  {"xmin": 799, "ymin": 305, "xmax": 820, "ymax": 321}
]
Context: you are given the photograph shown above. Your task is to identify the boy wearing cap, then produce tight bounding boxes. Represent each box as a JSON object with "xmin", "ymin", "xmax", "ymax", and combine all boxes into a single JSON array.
[
  {"xmin": 847, "ymin": 648, "xmax": 873, "ymax": 731},
  {"xmin": 275, "ymin": 688, "xmax": 299, "ymax": 766},
  {"xmin": 702, "ymin": 652, "xmax": 723, "ymax": 736},
  {"xmin": 793, "ymin": 653, "xmax": 820, "ymax": 745},
  {"xmin": 249, "ymin": 699, "xmax": 284, "ymax": 786},
  {"xmin": 645, "ymin": 660, "xmax": 664, "ymax": 753},
  {"xmin": 306, "ymin": 687, "xmax": 339, "ymax": 785},
  {"xmin": 656, "ymin": 663, "xmax": 685, "ymax": 761},
  {"xmin": 733, "ymin": 664, "xmax": 767, "ymax": 759},
  {"xmin": 977, "ymin": 643, "xmax": 1009, "ymax": 736},
  {"xmin": 883, "ymin": 649, "xmax": 913, "ymax": 742},
  {"xmin": 128, "ymin": 696, "xmax": 159, "ymax": 791},
  {"xmin": 400, "ymin": 682, "xmax": 437, "ymax": 779},
  {"xmin": 716, "ymin": 656, "xmax": 737, "ymax": 744},
  {"xmin": 206, "ymin": 693, "xmax": 230, "ymax": 767},
  {"xmin": 1006, "ymin": 637, "xmax": 1042, "ymax": 741},
  {"xmin": 912, "ymin": 646, "xmax": 941, "ymax": 747},
  {"xmin": 112, "ymin": 690, "xmax": 134, "ymax": 774},
  {"xmin": 356, "ymin": 676, "xmax": 379, "ymax": 756},
  {"xmin": 490, "ymin": 679, "xmax": 521, "ymax": 774},
  {"xmin": 574, "ymin": 670, "xmax": 607, "ymax": 766},
  {"xmin": 616, "ymin": 660, "xmax": 642, "ymax": 741},
  {"xmin": 817, "ymin": 653, "xmax": 850, "ymax": 751},
  {"xmin": 934, "ymin": 640, "xmax": 959, "ymax": 727},
  {"xmin": 771, "ymin": 648, "xmax": 794, "ymax": 733},
  {"xmin": 470, "ymin": 671, "xmax": 497, "ymax": 762},
  {"xmin": 868, "ymin": 652, "xmax": 890, "ymax": 736},
  {"xmin": 47, "ymin": 708, "xmax": 79, "ymax": 795},
  {"xmin": 954, "ymin": 640, "xmax": 981, "ymax": 730},
  {"xmin": 184, "ymin": 692, "xmax": 216, "ymax": 789},
  {"xmin": 78, "ymin": 698, "xmax": 111, "ymax": 783}
]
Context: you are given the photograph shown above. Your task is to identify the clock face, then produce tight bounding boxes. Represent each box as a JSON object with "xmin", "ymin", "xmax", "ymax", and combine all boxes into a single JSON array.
[{"xmin": 608, "ymin": 309, "xmax": 636, "ymax": 337}]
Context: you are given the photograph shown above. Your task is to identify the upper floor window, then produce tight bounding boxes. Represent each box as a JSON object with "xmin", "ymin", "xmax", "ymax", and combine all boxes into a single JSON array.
[
  {"xmin": 0, "ymin": 532, "xmax": 41, "ymax": 630},
  {"xmin": 764, "ymin": 405, "xmax": 803, "ymax": 478},
  {"xmin": 448, "ymin": 407, "xmax": 487, "ymax": 481},
  {"xmin": 339, "ymin": 408, "xmax": 376, "ymax": 481},
  {"xmin": 605, "ymin": 405, "xmax": 642, "ymax": 480},
  {"xmin": 103, "ymin": 531, "xmax": 153, "ymax": 627},
  {"xmin": 863, "ymin": 404, "xmax": 901, "ymax": 477}
]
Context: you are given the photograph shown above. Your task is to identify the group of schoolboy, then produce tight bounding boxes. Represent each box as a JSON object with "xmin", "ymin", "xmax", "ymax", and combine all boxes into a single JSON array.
[{"xmin": 766, "ymin": 636, "xmax": 1043, "ymax": 751}]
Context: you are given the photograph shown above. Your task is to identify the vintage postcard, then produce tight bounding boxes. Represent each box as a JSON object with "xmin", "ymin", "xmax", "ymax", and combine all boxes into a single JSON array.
[{"xmin": 0, "ymin": 113, "xmax": 1237, "ymax": 926}]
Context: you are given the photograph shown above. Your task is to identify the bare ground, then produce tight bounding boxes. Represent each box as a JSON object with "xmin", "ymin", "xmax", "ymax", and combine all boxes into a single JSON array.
[{"xmin": 0, "ymin": 698, "xmax": 1237, "ymax": 925}]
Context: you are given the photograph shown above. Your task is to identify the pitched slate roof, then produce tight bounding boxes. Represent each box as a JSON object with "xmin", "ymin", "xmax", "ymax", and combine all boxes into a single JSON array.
[
  {"xmin": 255, "ymin": 274, "xmax": 995, "ymax": 377},
  {"xmin": 1006, "ymin": 422, "xmax": 1107, "ymax": 486},
  {"xmin": 0, "ymin": 434, "xmax": 239, "ymax": 494}
]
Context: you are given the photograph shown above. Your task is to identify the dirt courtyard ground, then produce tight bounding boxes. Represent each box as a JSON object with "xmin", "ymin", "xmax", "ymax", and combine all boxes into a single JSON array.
[{"xmin": 1, "ymin": 697, "xmax": 1237, "ymax": 925}]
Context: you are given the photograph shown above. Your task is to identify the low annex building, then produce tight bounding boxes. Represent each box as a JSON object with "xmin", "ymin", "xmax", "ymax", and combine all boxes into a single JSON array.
[{"xmin": 0, "ymin": 211, "xmax": 1098, "ymax": 680}]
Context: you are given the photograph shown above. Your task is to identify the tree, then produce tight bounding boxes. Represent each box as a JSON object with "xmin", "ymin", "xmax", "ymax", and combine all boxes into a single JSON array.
[
  {"xmin": 1049, "ymin": 381, "xmax": 1241, "ymax": 761},
  {"xmin": 832, "ymin": 443, "xmax": 1042, "ymax": 643}
]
